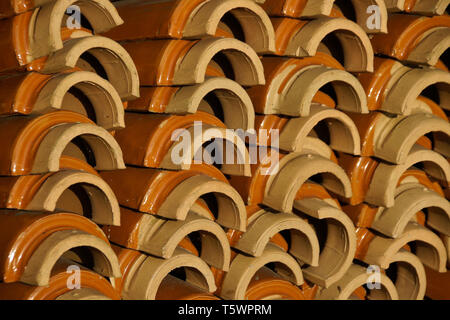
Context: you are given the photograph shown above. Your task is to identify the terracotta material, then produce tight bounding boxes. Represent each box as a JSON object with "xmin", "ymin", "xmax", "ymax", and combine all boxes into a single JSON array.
[
  {"xmin": 263, "ymin": 152, "xmax": 352, "ymax": 212},
  {"xmin": 386, "ymin": 250, "xmax": 427, "ymax": 300},
  {"xmin": 30, "ymin": 36, "xmax": 140, "ymax": 100},
  {"xmin": 104, "ymin": 0, "xmax": 275, "ymax": 54},
  {"xmin": 279, "ymin": 104, "xmax": 361, "ymax": 155},
  {"xmin": 20, "ymin": 229, "xmax": 119, "ymax": 286},
  {"xmin": 339, "ymin": 147, "xmax": 450, "ymax": 207},
  {"xmin": 385, "ymin": 0, "xmax": 449, "ymax": 16},
  {"xmin": 364, "ymin": 59, "xmax": 450, "ymax": 114},
  {"xmin": 330, "ymin": 226, "xmax": 426, "ymax": 300},
  {"xmin": 122, "ymin": 38, "xmax": 265, "ymax": 86},
  {"xmin": 229, "ymin": 149, "xmax": 341, "ymax": 206},
  {"xmin": 113, "ymin": 112, "xmax": 250, "ymax": 176},
  {"xmin": 0, "ymin": 0, "xmax": 40, "ymax": 18},
  {"xmin": 156, "ymin": 275, "xmax": 220, "ymax": 300},
  {"xmin": 262, "ymin": 0, "xmax": 388, "ymax": 33},
  {"xmin": 0, "ymin": 0, "xmax": 122, "ymax": 70},
  {"xmin": 56, "ymin": 289, "xmax": 112, "ymax": 300},
  {"xmin": 295, "ymin": 138, "xmax": 340, "ymax": 163},
  {"xmin": 343, "ymin": 204, "xmax": 378, "ymax": 230},
  {"xmin": 337, "ymin": 153, "xmax": 379, "ymax": 205},
  {"xmin": 384, "ymin": 65, "xmax": 450, "ymax": 114},
  {"xmin": 115, "ymin": 246, "xmax": 216, "ymax": 300},
  {"xmin": 101, "ymin": 166, "xmax": 246, "ymax": 231},
  {"xmin": 261, "ymin": 0, "xmax": 334, "ymax": 18},
  {"xmin": 247, "ymin": 53, "xmax": 345, "ymax": 115},
  {"xmin": 244, "ymin": 267, "xmax": 307, "ymax": 300},
  {"xmin": 316, "ymin": 264, "xmax": 399, "ymax": 300},
  {"xmin": 31, "ymin": 0, "xmax": 123, "ymax": 59},
  {"xmin": 293, "ymin": 198, "xmax": 356, "ymax": 287},
  {"xmin": 0, "ymin": 70, "xmax": 125, "ymax": 130},
  {"xmin": 351, "ymin": 229, "xmax": 428, "ymax": 300},
  {"xmin": 114, "ymin": 112, "xmax": 223, "ymax": 166},
  {"xmin": 371, "ymin": 184, "xmax": 450, "ymax": 237},
  {"xmin": 425, "ymin": 267, "xmax": 450, "ymax": 299},
  {"xmin": 271, "ymin": 17, "xmax": 374, "ymax": 72},
  {"xmin": 357, "ymin": 223, "xmax": 447, "ymax": 273},
  {"xmin": 365, "ymin": 147, "xmax": 450, "ymax": 207},
  {"xmin": 234, "ymin": 209, "xmax": 320, "ymax": 266},
  {"xmin": 126, "ymin": 77, "xmax": 255, "ymax": 130},
  {"xmin": 371, "ymin": 14, "xmax": 450, "ymax": 66},
  {"xmin": 104, "ymin": 207, "xmax": 231, "ymax": 271},
  {"xmin": 156, "ymin": 174, "xmax": 247, "ymax": 231},
  {"xmin": 358, "ymin": 57, "xmax": 450, "ymax": 113},
  {"xmin": 0, "ymin": 259, "xmax": 120, "ymax": 300},
  {"xmin": 0, "ymin": 111, "xmax": 125, "ymax": 176},
  {"xmin": 163, "ymin": 125, "xmax": 250, "ymax": 176},
  {"xmin": 343, "ymin": 169, "xmax": 445, "ymax": 220},
  {"xmin": 295, "ymin": 182, "xmax": 342, "ymax": 210},
  {"xmin": 224, "ymin": 205, "xmax": 292, "ymax": 251},
  {"xmin": 2, "ymin": 170, "xmax": 120, "ymax": 225},
  {"xmin": 229, "ymin": 148, "xmax": 284, "ymax": 206},
  {"xmin": 333, "ymin": 0, "xmax": 388, "ymax": 34},
  {"xmin": 248, "ymin": 56, "xmax": 368, "ymax": 116},
  {"xmin": 255, "ymin": 116, "xmax": 341, "ymax": 161},
  {"xmin": 220, "ymin": 243, "xmax": 304, "ymax": 300},
  {"xmin": 349, "ymin": 112, "xmax": 450, "ymax": 163},
  {"xmin": 0, "ymin": 210, "xmax": 120, "ymax": 285}
]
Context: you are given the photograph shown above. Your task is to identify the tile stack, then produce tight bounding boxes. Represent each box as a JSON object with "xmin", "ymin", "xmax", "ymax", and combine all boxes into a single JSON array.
[
  {"xmin": 99, "ymin": 0, "xmax": 270, "ymax": 300},
  {"xmin": 0, "ymin": 0, "xmax": 139, "ymax": 299},
  {"xmin": 337, "ymin": 2, "xmax": 450, "ymax": 300},
  {"xmin": 0, "ymin": 0, "xmax": 448, "ymax": 300}
]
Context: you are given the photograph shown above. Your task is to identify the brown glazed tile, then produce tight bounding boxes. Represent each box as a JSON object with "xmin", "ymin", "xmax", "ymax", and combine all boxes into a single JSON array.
[
  {"xmin": 261, "ymin": 0, "xmax": 332, "ymax": 18},
  {"xmin": 244, "ymin": 267, "xmax": 308, "ymax": 300},
  {"xmin": 357, "ymin": 57, "xmax": 450, "ymax": 114},
  {"xmin": 121, "ymin": 38, "xmax": 265, "ymax": 86},
  {"xmin": 0, "ymin": 111, "xmax": 124, "ymax": 176},
  {"xmin": 247, "ymin": 53, "xmax": 368, "ymax": 116},
  {"xmin": 0, "ymin": 210, "xmax": 119, "ymax": 285},
  {"xmin": 28, "ymin": 35, "xmax": 139, "ymax": 100},
  {"xmin": 103, "ymin": 207, "xmax": 231, "ymax": 271},
  {"xmin": 386, "ymin": 0, "xmax": 449, "ymax": 16},
  {"xmin": 0, "ymin": 168, "xmax": 121, "ymax": 226},
  {"xmin": 262, "ymin": 0, "xmax": 388, "ymax": 33},
  {"xmin": 0, "ymin": 0, "xmax": 122, "ymax": 73},
  {"xmin": 113, "ymin": 112, "xmax": 251, "ymax": 176},
  {"xmin": 156, "ymin": 275, "xmax": 220, "ymax": 300},
  {"xmin": 113, "ymin": 245, "xmax": 216, "ymax": 300},
  {"xmin": 0, "ymin": 70, "xmax": 125, "ymax": 130},
  {"xmin": 424, "ymin": 267, "xmax": 450, "ymax": 299},
  {"xmin": 100, "ymin": 165, "xmax": 227, "ymax": 214},
  {"xmin": 0, "ymin": 0, "xmax": 36, "ymax": 18},
  {"xmin": 126, "ymin": 77, "xmax": 255, "ymax": 130},
  {"xmin": 112, "ymin": 112, "xmax": 224, "ymax": 169},
  {"xmin": 337, "ymin": 153, "xmax": 380, "ymax": 205},
  {"xmin": 371, "ymin": 14, "xmax": 450, "ymax": 66},
  {"xmin": 271, "ymin": 16, "xmax": 373, "ymax": 72},
  {"xmin": 316, "ymin": 264, "xmax": 399, "ymax": 300},
  {"xmin": 101, "ymin": 165, "xmax": 246, "ymax": 231},
  {"xmin": 103, "ymin": 0, "xmax": 275, "ymax": 54},
  {"xmin": 218, "ymin": 244, "xmax": 303, "ymax": 299},
  {"xmin": 348, "ymin": 111, "xmax": 450, "ymax": 163},
  {"xmin": 0, "ymin": 259, "xmax": 120, "ymax": 300}
]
